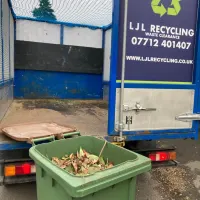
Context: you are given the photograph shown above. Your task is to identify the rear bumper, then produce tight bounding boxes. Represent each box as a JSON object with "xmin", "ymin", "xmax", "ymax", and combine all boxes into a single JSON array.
[
  {"xmin": 0, "ymin": 147, "xmax": 36, "ymax": 185},
  {"xmin": 0, "ymin": 160, "xmax": 36, "ymax": 185},
  {"xmin": 152, "ymin": 160, "xmax": 178, "ymax": 168},
  {"xmin": 3, "ymin": 175, "xmax": 35, "ymax": 185}
]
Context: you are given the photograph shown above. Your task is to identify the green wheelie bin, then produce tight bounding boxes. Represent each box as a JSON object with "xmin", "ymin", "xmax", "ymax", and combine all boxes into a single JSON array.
[{"xmin": 29, "ymin": 136, "xmax": 151, "ymax": 200}]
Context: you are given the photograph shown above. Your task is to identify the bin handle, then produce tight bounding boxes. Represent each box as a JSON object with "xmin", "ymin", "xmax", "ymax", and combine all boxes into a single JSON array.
[
  {"xmin": 60, "ymin": 131, "xmax": 81, "ymax": 139},
  {"xmin": 31, "ymin": 136, "xmax": 55, "ymax": 146}
]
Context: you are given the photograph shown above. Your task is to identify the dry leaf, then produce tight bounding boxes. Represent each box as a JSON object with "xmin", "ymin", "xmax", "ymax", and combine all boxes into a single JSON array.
[
  {"xmin": 107, "ymin": 163, "xmax": 114, "ymax": 169},
  {"xmin": 72, "ymin": 161, "xmax": 78, "ymax": 173},
  {"xmin": 83, "ymin": 149, "xmax": 89, "ymax": 157},
  {"xmin": 52, "ymin": 147, "xmax": 114, "ymax": 176},
  {"xmin": 69, "ymin": 153, "xmax": 74, "ymax": 159}
]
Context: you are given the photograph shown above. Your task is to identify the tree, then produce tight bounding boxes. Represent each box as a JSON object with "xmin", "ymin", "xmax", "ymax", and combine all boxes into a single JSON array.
[{"xmin": 32, "ymin": 0, "xmax": 56, "ymax": 21}]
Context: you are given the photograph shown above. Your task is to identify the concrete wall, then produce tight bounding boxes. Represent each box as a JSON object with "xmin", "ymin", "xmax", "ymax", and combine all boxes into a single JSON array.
[
  {"xmin": 0, "ymin": 0, "xmax": 14, "ymax": 120},
  {"xmin": 16, "ymin": 20, "xmax": 102, "ymax": 47},
  {"xmin": 16, "ymin": 20, "xmax": 60, "ymax": 44},
  {"xmin": 15, "ymin": 20, "xmax": 104, "ymax": 99},
  {"xmin": 63, "ymin": 26, "xmax": 102, "ymax": 48}
]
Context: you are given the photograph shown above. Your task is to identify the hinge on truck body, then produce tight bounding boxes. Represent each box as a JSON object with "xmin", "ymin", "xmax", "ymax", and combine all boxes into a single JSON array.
[{"xmin": 175, "ymin": 113, "xmax": 200, "ymax": 122}]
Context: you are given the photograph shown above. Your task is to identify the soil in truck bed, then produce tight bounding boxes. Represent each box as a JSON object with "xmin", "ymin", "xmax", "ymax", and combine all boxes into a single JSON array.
[{"xmin": 0, "ymin": 99, "xmax": 108, "ymax": 140}]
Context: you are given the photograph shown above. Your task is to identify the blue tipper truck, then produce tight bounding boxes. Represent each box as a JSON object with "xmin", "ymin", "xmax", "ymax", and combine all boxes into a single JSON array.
[{"xmin": 1, "ymin": 0, "xmax": 200, "ymax": 184}]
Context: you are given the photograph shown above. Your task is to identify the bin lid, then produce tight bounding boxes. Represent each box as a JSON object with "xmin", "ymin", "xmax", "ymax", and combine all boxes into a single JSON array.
[{"xmin": 2, "ymin": 122, "xmax": 77, "ymax": 142}]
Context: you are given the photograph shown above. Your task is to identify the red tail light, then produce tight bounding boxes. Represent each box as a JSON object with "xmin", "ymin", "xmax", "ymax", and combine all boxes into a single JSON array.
[
  {"xmin": 15, "ymin": 164, "xmax": 31, "ymax": 175},
  {"xmin": 149, "ymin": 151, "xmax": 176, "ymax": 162},
  {"xmin": 5, "ymin": 163, "xmax": 35, "ymax": 177}
]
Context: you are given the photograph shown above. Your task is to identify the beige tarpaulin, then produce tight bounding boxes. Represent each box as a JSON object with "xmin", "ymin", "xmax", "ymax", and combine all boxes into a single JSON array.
[{"xmin": 2, "ymin": 122, "xmax": 77, "ymax": 142}]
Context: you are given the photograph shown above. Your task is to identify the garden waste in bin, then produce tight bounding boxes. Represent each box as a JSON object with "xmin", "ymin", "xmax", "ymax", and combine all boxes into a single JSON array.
[{"xmin": 29, "ymin": 136, "xmax": 151, "ymax": 200}]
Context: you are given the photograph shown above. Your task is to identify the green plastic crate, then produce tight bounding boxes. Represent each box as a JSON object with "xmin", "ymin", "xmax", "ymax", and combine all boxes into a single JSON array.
[{"xmin": 29, "ymin": 136, "xmax": 151, "ymax": 200}]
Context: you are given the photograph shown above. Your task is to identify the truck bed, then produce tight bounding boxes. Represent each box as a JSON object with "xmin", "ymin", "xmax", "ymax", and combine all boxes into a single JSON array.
[
  {"xmin": 0, "ymin": 100, "xmax": 108, "ymax": 150},
  {"xmin": 0, "ymin": 100, "xmax": 108, "ymax": 184}
]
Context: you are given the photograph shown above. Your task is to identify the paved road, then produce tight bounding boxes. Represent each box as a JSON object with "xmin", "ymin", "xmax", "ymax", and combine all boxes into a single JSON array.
[
  {"xmin": 137, "ymin": 138, "xmax": 200, "ymax": 200},
  {"xmin": 0, "ymin": 100, "xmax": 200, "ymax": 200},
  {"xmin": 1, "ymin": 139, "xmax": 200, "ymax": 200}
]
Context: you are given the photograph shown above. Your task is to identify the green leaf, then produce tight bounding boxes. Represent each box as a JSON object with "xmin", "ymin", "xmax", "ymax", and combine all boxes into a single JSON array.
[
  {"xmin": 79, "ymin": 147, "xmax": 84, "ymax": 157},
  {"xmin": 99, "ymin": 156, "xmax": 105, "ymax": 165},
  {"xmin": 77, "ymin": 151, "xmax": 80, "ymax": 159},
  {"xmin": 62, "ymin": 156, "xmax": 69, "ymax": 160},
  {"xmin": 80, "ymin": 166, "xmax": 88, "ymax": 174},
  {"xmin": 88, "ymin": 154, "xmax": 99, "ymax": 162},
  {"xmin": 65, "ymin": 165, "xmax": 74, "ymax": 174}
]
